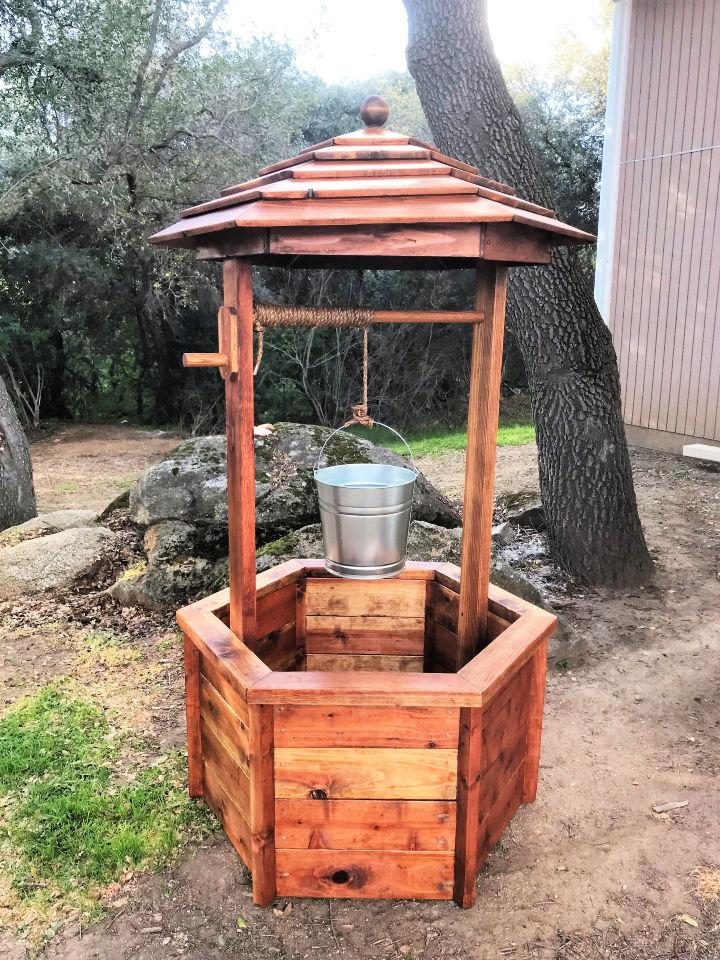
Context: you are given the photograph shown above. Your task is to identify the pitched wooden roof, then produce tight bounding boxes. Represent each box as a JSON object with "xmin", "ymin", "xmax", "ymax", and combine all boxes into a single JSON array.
[{"xmin": 150, "ymin": 97, "xmax": 595, "ymax": 252}]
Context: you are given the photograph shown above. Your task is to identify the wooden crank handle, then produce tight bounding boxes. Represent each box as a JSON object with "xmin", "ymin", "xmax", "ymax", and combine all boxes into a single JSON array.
[{"xmin": 182, "ymin": 352, "xmax": 228, "ymax": 368}]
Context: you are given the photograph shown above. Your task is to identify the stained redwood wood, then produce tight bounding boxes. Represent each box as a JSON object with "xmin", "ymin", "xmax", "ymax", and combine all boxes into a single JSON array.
[
  {"xmin": 201, "ymin": 654, "xmax": 249, "ymax": 724},
  {"xmin": 428, "ymin": 620, "xmax": 460, "ymax": 673},
  {"xmin": 200, "ymin": 676, "xmax": 250, "ymax": 774},
  {"xmin": 249, "ymin": 704, "xmax": 276, "ymax": 906},
  {"xmin": 477, "ymin": 763, "xmax": 524, "ymax": 868},
  {"xmin": 267, "ymin": 224, "xmax": 481, "ymax": 259},
  {"xmin": 275, "ymin": 747, "xmax": 457, "ymax": 800},
  {"xmin": 305, "ymin": 579, "xmax": 425, "ymax": 618},
  {"xmin": 481, "ymin": 659, "xmax": 530, "ymax": 733},
  {"xmin": 312, "ymin": 145, "xmax": 431, "ymax": 162},
  {"xmin": 203, "ymin": 763, "xmax": 252, "ymax": 868},
  {"xmin": 182, "ymin": 351, "xmax": 227, "ymax": 368},
  {"xmin": 480, "ymin": 222, "xmax": 553, "ymax": 263},
  {"xmin": 480, "ymin": 738, "xmax": 525, "ymax": 811},
  {"xmin": 256, "ymin": 621, "xmax": 296, "ymax": 671},
  {"xmin": 248, "ymin": 669, "xmax": 484, "ymax": 707},
  {"xmin": 274, "ymin": 704, "xmax": 459, "ymax": 749},
  {"xmin": 295, "ymin": 579, "xmax": 307, "ymax": 670},
  {"xmin": 256, "ymin": 559, "xmax": 306, "ymax": 598},
  {"xmin": 434, "ymin": 582, "xmax": 459, "ymax": 632},
  {"xmin": 290, "ymin": 159, "xmax": 447, "ymax": 179},
  {"xmin": 275, "ymin": 848, "xmax": 454, "ymax": 900},
  {"xmin": 223, "ymin": 260, "xmax": 257, "ymax": 644},
  {"xmin": 523, "ymin": 638, "xmax": 548, "ymax": 803},
  {"xmin": 178, "ymin": 608, "xmax": 270, "ymax": 697},
  {"xmin": 454, "ymin": 707, "xmax": 483, "ymax": 908},
  {"xmin": 258, "ymin": 175, "xmax": 478, "ymax": 200},
  {"xmin": 256, "ymin": 581, "xmax": 297, "ymax": 637},
  {"xmin": 457, "ymin": 265, "xmax": 508, "ymax": 666},
  {"xmin": 306, "ymin": 614, "xmax": 425, "ymax": 655},
  {"xmin": 275, "ymin": 799, "xmax": 456, "ymax": 851},
  {"xmin": 201, "ymin": 720, "xmax": 251, "ymax": 814},
  {"xmin": 305, "ymin": 653, "xmax": 424, "ymax": 673},
  {"xmin": 423, "ymin": 578, "xmax": 436, "ymax": 672},
  {"xmin": 487, "ymin": 610, "xmax": 510, "ymax": 641},
  {"xmin": 460, "ymin": 611, "xmax": 555, "ymax": 701},
  {"xmin": 184, "ymin": 635, "xmax": 203, "ymax": 798}
]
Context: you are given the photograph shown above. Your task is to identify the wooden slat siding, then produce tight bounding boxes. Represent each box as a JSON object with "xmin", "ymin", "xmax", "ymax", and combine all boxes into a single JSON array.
[
  {"xmin": 477, "ymin": 763, "xmax": 525, "ymax": 870},
  {"xmin": 256, "ymin": 581, "xmax": 296, "ymax": 637},
  {"xmin": 423, "ymin": 578, "xmax": 436, "ymax": 672},
  {"xmin": 434, "ymin": 581, "xmax": 511, "ymax": 640},
  {"xmin": 429, "ymin": 620, "xmax": 460, "ymax": 673},
  {"xmin": 201, "ymin": 654, "xmax": 249, "ymax": 724},
  {"xmin": 256, "ymin": 622, "xmax": 297, "ymax": 671},
  {"xmin": 275, "ymin": 849, "xmax": 454, "ymax": 900},
  {"xmin": 304, "ymin": 578, "xmax": 426, "ymax": 618},
  {"xmin": 200, "ymin": 676, "xmax": 250, "ymax": 774},
  {"xmin": 275, "ymin": 799, "xmax": 456, "ymax": 851},
  {"xmin": 222, "ymin": 260, "xmax": 257, "ymax": 643},
  {"xmin": 454, "ymin": 707, "xmax": 483, "ymax": 908},
  {"xmin": 248, "ymin": 669, "xmax": 484, "ymax": 707},
  {"xmin": 274, "ymin": 705, "xmax": 459, "ymax": 749},
  {"xmin": 457, "ymin": 265, "xmax": 508, "ymax": 667},
  {"xmin": 248, "ymin": 704, "xmax": 276, "ymax": 906},
  {"xmin": 523, "ymin": 638, "xmax": 548, "ymax": 804},
  {"xmin": 201, "ymin": 720, "xmax": 251, "ymax": 814},
  {"xmin": 305, "ymin": 615, "xmax": 425, "ymax": 655},
  {"xmin": 178, "ymin": 608, "xmax": 270, "ymax": 700},
  {"xmin": 203, "ymin": 763, "xmax": 252, "ymax": 868},
  {"xmin": 295, "ymin": 579, "xmax": 307, "ymax": 670},
  {"xmin": 481, "ymin": 708, "xmax": 528, "ymax": 784},
  {"xmin": 609, "ymin": 0, "xmax": 720, "ymax": 444},
  {"xmin": 184, "ymin": 636, "xmax": 203, "ymax": 798},
  {"xmin": 274, "ymin": 748, "xmax": 457, "ymax": 800},
  {"xmin": 305, "ymin": 654, "xmax": 424, "ymax": 673}
]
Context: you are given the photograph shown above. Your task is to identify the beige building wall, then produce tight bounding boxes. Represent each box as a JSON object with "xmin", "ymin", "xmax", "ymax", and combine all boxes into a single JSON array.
[{"xmin": 599, "ymin": 0, "xmax": 720, "ymax": 451}]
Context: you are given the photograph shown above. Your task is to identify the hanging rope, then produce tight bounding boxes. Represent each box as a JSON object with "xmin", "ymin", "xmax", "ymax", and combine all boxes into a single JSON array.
[
  {"xmin": 344, "ymin": 327, "xmax": 374, "ymax": 428},
  {"xmin": 253, "ymin": 304, "xmax": 374, "ymax": 377}
]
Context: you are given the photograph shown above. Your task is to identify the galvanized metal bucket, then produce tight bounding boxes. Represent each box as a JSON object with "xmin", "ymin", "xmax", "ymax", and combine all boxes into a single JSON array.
[{"xmin": 314, "ymin": 423, "xmax": 417, "ymax": 579}]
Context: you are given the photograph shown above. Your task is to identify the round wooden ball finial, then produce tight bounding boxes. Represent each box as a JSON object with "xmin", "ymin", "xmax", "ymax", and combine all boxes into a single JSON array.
[{"xmin": 360, "ymin": 95, "xmax": 390, "ymax": 127}]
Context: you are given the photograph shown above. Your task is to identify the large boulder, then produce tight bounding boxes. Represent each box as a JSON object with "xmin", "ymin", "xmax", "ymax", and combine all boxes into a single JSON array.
[
  {"xmin": 0, "ymin": 509, "xmax": 98, "ymax": 547},
  {"xmin": 0, "ymin": 524, "xmax": 115, "ymax": 599},
  {"xmin": 114, "ymin": 424, "xmax": 461, "ymax": 610}
]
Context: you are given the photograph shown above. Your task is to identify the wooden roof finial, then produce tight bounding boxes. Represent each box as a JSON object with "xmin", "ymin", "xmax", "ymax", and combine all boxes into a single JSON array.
[{"xmin": 360, "ymin": 95, "xmax": 390, "ymax": 128}]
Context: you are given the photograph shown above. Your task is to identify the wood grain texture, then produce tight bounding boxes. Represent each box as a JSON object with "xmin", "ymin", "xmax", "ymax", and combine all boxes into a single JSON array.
[
  {"xmin": 305, "ymin": 654, "xmax": 424, "ymax": 673},
  {"xmin": 183, "ymin": 635, "xmax": 203, "ymax": 798},
  {"xmin": 275, "ymin": 849, "xmax": 454, "ymax": 900},
  {"xmin": 256, "ymin": 581, "xmax": 297, "ymax": 637},
  {"xmin": 201, "ymin": 720, "xmax": 250, "ymax": 814},
  {"xmin": 203, "ymin": 763, "xmax": 252, "ymax": 867},
  {"xmin": 275, "ymin": 798, "xmax": 456, "ymax": 851},
  {"xmin": 295, "ymin": 579, "xmax": 307, "ymax": 670},
  {"xmin": 267, "ymin": 223, "xmax": 482, "ymax": 259},
  {"xmin": 305, "ymin": 615, "xmax": 425, "ymax": 655},
  {"xmin": 256, "ymin": 622, "xmax": 297, "ymax": 671},
  {"xmin": 248, "ymin": 704, "xmax": 276, "ymax": 906},
  {"xmin": 305, "ymin": 578, "xmax": 426, "ymax": 618},
  {"xmin": 201, "ymin": 653, "xmax": 249, "ymax": 724},
  {"xmin": 457, "ymin": 265, "xmax": 508, "ymax": 666},
  {"xmin": 256, "ymin": 559, "xmax": 306, "ymax": 598},
  {"xmin": 200, "ymin": 676, "xmax": 250, "ymax": 775},
  {"xmin": 274, "ymin": 705, "xmax": 459, "ymax": 749},
  {"xmin": 454, "ymin": 707, "xmax": 483, "ymax": 908},
  {"xmin": 522, "ymin": 638, "xmax": 548, "ymax": 803},
  {"xmin": 178, "ymin": 608, "xmax": 270, "ymax": 699},
  {"xmin": 427, "ymin": 620, "xmax": 460, "ymax": 673},
  {"xmin": 477, "ymin": 762, "xmax": 524, "ymax": 868},
  {"xmin": 223, "ymin": 259, "xmax": 257, "ymax": 644},
  {"xmin": 275, "ymin": 748, "xmax": 457, "ymax": 800},
  {"xmin": 248, "ymin": 670, "xmax": 484, "ymax": 707}
]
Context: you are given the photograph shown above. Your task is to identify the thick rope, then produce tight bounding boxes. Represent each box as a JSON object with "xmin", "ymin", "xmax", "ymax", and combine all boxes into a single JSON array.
[{"xmin": 343, "ymin": 327, "xmax": 374, "ymax": 428}]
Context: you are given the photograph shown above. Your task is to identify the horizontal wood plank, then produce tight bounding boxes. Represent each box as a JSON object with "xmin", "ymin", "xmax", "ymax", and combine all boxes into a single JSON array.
[
  {"xmin": 200, "ymin": 676, "xmax": 250, "ymax": 774},
  {"xmin": 434, "ymin": 583, "xmax": 459, "ymax": 632},
  {"xmin": 274, "ymin": 705, "xmax": 459, "ymax": 749},
  {"xmin": 201, "ymin": 719, "xmax": 251, "ymax": 815},
  {"xmin": 305, "ymin": 653, "xmax": 424, "ymax": 673},
  {"xmin": 256, "ymin": 621, "xmax": 297, "ymax": 671},
  {"xmin": 428, "ymin": 620, "xmax": 460, "ymax": 673},
  {"xmin": 201, "ymin": 655, "xmax": 249, "ymax": 724},
  {"xmin": 203, "ymin": 763, "xmax": 252, "ymax": 868},
  {"xmin": 275, "ymin": 848, "xmax": 454, "ymax": 899},
  {"xmin": 275, "ymin": 798, "xmax": 456, "ymax": 851},
  {"xmin": 275, "ymin": 747, "xmax": 457, "ymax": 800},
  {"xmin": 256, "ymin": 581, "xmax": 297, "ymax": 637},
  {"xmin": 460, "ymin": 611, "xmax": 555, "ymax": 699},
  {"xmin": 305, "ymin": 579, "xmax": 426, "ymax": 618},
  {"xmin": 305, "ymin": 615, "xmax": 425, "ymax": 655},
  {"xmin": 478, "ymin": 762, "xmax": 525, "ymax": 866}
]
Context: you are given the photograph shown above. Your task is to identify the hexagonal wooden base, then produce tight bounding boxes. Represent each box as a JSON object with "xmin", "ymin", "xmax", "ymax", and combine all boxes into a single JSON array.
[{"xmin": 177, "ymin": 560, "xmax": 556, "ymax": 908}]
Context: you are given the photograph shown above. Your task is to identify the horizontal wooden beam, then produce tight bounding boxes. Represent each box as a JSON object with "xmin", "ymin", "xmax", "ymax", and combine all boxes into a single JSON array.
[
  {"xmin": 373, "ymin": 310, "xmax": 483, "ymax": 324},
  {"xmin": 183, "ymin": 352, "xmax": 228, "ymax": 368}
]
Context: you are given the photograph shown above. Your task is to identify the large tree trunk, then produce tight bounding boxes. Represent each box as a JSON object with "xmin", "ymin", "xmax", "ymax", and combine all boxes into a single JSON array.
[
  {"xmin": 404, "ymin": 0, "xmax": 653, "ymax": 585},
  {"xmin": 0, "ymin": 374, "xmax": 37, "ymax": 531}
]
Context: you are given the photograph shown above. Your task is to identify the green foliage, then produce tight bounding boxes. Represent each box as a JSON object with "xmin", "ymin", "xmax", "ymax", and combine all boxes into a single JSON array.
[
  {"xmin": 378, "ymin": 420, "xmax": 535, "ymax": 458},
  {"xmin": 0, "ymin": 685, "xmax": 203, "ymax": 910}
]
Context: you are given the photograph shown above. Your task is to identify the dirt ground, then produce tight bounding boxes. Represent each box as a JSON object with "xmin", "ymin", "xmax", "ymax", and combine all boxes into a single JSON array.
[{"xmin": 1, "ymin": 426, "xmax": 719, "ymax": 960}]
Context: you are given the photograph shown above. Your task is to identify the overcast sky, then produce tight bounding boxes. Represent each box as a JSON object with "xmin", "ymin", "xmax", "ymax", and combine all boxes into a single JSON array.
[{"xmin": 224, "ymin": 0, "xmax": 607, "ymax": 81}]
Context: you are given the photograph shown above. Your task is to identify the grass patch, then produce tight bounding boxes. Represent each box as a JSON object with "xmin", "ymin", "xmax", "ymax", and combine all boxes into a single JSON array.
[
  {"xmin": 364, "ymin": 419, "xmax": 535, "ymax": 459},
  {"xmin": 50, "ymin": 480, "xmax": 80, "ymax": 495},
  {"xmin": 0, "ymin": 685, "xmax": 207, "ymax": 926}
]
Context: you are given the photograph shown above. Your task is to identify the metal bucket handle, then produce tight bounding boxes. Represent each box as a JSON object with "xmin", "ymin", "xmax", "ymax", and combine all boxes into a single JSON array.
[{"xmin": 314, "ymin": 421, "xmax": 418, "ymax": 477}]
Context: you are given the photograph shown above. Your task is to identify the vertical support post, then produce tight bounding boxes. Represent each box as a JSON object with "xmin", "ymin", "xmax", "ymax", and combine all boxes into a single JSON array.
[
  {"xmin": 454, "ymin": 706, "xmax": 483, "ymax": 908},
  {"xmin": 183, "ymin": 635, "xmax": 203, "ymax": 798},
  {"xmin": 523, "ymin": 637, "xmax": 548, "ymax": 803},
  {"xmin": 249, "ymin": 704, "xmax": 276, "ymax": 906},
  {"xmin": 456, "ymin": 265, "xmax": 508, "ymax": 667},
  {"xmin": 222, "ymin": 259, "xmax": 257, "ymax": 647}
]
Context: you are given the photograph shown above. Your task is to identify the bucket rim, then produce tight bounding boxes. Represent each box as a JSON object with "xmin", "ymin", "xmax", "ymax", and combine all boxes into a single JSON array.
[{"xmin": 313, "ymin": 461, "xmax": 416, "ymax": 489}]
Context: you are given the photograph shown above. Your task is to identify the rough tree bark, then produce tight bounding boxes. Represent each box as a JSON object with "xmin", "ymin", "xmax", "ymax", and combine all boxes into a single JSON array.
[
  {"xmin": 0, "ymin": 374, "xmax": 37, "ymax": 531},
  {"xmin": 404, "ymin": 0, "xmax": 653, "ymax": 585}
]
